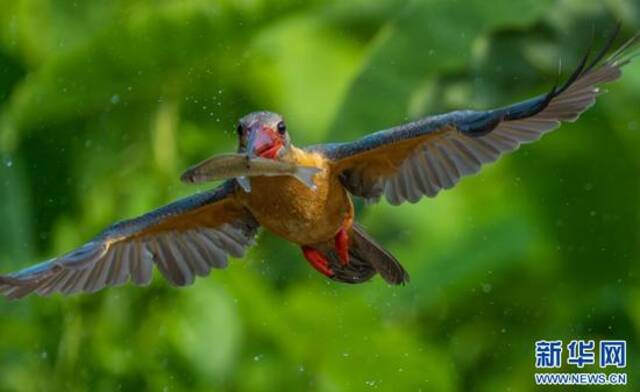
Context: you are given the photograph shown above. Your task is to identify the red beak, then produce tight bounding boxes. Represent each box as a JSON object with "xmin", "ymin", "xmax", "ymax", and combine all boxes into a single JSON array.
[{"xmin": 248, "ymin": 126, "xmax": 283, "ymax": 159}]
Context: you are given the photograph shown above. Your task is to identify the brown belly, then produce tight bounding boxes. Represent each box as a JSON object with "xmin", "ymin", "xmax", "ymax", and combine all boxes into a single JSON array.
[{"xmin": 237, "ymin": 167, "xmax": 353, "ymax": 246}]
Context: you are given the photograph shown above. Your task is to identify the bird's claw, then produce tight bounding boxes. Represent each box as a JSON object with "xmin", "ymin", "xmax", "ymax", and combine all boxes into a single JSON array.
[
  {"xmin": 335, "ymin": 226, "xmax": 349, "ymax": 266},
  {"xmin": 302, "ymin": 246, "xmax": 334, "ymax": 278}
]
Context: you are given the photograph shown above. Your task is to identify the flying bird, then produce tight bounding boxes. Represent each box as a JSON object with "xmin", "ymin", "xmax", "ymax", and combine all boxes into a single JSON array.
[{"xmin": 1, "ymin": 28, "xmax": 638, "ymax": 300}]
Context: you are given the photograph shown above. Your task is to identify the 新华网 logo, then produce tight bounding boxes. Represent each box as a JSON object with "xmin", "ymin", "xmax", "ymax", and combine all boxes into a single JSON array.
[{"xmin": 534, "ymin": 339, "xmax": 627, "ymax": 386}]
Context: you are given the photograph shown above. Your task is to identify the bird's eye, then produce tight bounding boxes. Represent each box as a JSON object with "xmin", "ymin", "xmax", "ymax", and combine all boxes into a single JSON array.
[
  {"xmin": 236, "ymin": 124, "xmax": 244, "ymax": 136},
  {"xmin": 277, "ymin": 121, "xmax": 286, "ymax": 135}
]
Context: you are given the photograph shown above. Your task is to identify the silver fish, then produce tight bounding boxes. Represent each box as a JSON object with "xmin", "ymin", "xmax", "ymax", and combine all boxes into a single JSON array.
[{"xmin": 180, "ymin": 153, "xmax": 320, "ymax": 191}]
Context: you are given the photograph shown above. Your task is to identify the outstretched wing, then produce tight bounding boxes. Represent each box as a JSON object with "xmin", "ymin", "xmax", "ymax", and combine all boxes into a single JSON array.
[
  {"xmin": 0, "ymin": 180, "xmax": 258, "ymax": 300},
  {"xmin": 311, "ymin": 28, "xmax": 639, "ymax": 205}
]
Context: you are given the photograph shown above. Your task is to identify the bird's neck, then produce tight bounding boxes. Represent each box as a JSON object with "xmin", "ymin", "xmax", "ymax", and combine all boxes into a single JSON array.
[{"xmin": 281, "ymin": 145, "xmax": 327, "ymax": 169}]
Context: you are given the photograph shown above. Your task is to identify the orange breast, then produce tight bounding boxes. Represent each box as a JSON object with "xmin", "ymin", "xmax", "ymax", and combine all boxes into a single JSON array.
[{"xmin": 236, "ymin": 147, "xmax": 353, "ymax": 246}]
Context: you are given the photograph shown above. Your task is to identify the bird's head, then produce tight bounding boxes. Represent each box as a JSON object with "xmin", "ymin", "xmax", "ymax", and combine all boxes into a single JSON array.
[{"xmin": 237, "ymin": 111, "xmax": 290, "ymax": 159}]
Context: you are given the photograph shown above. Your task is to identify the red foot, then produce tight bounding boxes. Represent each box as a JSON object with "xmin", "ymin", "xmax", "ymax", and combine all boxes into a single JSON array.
[
  {"xmin": 335, "ymin": 226, "xmax": 349, "ymax": 266},
  {"xmin": 302, "ymin": 246, "xmax": 334, "ymax": 278}
]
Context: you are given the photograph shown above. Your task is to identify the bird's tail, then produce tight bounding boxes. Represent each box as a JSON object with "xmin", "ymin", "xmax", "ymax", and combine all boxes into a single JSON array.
[{"xmin": 327, "ymin": 222, "xmax": 410, "ymax": 285}]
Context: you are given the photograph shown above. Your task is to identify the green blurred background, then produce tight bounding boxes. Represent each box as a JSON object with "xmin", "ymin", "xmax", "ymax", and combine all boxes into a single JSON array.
[{"xmin": 0, "ymin": 0, "xmax": 639, "ymax": 391}]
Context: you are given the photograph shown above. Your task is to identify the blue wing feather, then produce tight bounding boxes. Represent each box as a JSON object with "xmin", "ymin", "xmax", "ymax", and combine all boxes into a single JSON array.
[{"xmin": 307, "ymin": 27, "xmax": 639, "ymax": 204}]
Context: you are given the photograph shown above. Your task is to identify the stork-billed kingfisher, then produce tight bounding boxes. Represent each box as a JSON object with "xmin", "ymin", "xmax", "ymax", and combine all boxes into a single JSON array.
[{"xmin": 1, "ymin": 29, "xmax": 638, "ymax": 300}]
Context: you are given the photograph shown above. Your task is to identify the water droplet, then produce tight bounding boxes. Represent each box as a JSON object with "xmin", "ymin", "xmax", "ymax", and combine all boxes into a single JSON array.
[
  {"xmin": 41, "ymin": 351, "xmax": 48, "ymax": 359},
  {"xmin": 253, "ymin": 354, "xmax": 263, "ymax": 361},
  {"xmin": 481, "ymin": 283, "xmax": 492, "ymax": 293},
  {"xmin": 111, "ymin": 94, "xmax": 120, "ymax": 104},
  {"xmin": 4, "ymin": 159, "xmax": 13, "ymax": 168}
]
